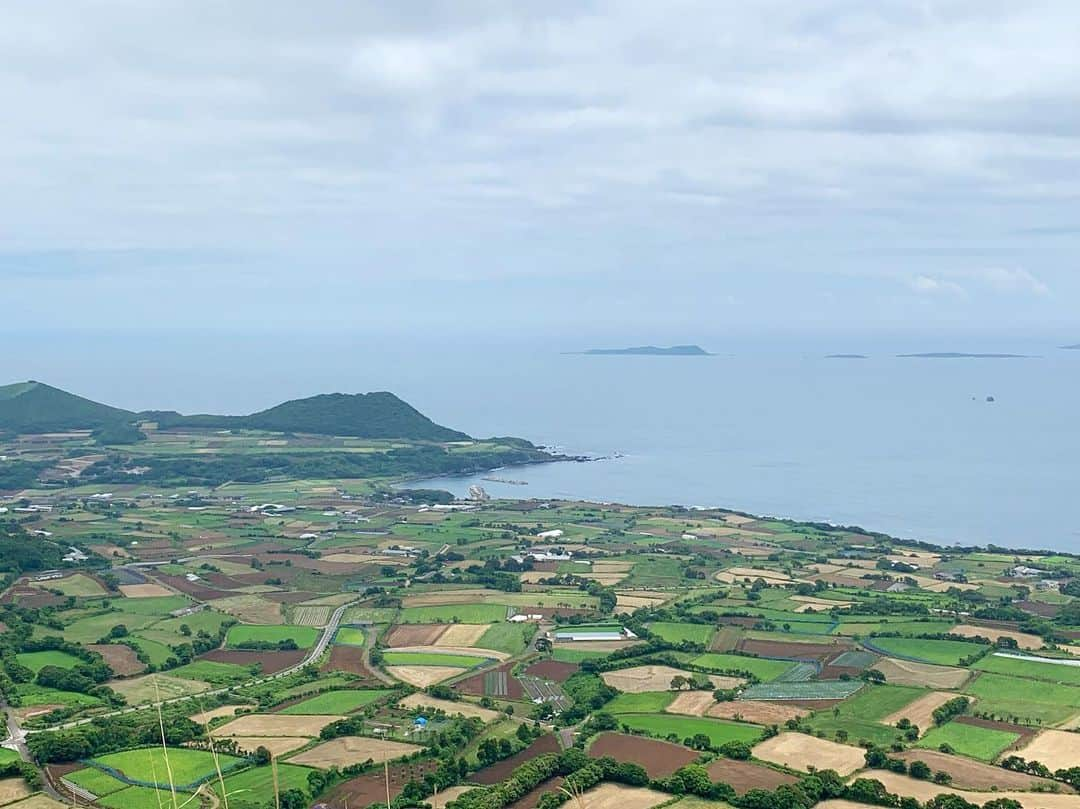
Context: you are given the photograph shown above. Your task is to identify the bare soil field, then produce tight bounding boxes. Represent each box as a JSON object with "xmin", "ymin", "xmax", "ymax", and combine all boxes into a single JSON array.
[
  {"xmin": 752, "ymin": 733, "xmax": 865, "ymax": 776},
  {"xmin": 398, "ymin": 693, "xmax": 501, "ymax": 722},
  {"xmin": 289, "ymin": 736, "xmax": 422, "ymax": 768},
  {"xmin": 322, "ymin": 645, "xmax": 374, "ymax": 677},
  {"xmin": 666, "ymin": 691, "xmax": 720, "ymax": 717},
  {"xmin": 578, "ymin": 784, "xmax": 670, "ymax": 809},
  {"xmin": 0, "ymin": 778, "xmax": 33, "ymax": 807},
  {"xmin": 871, "ymin": 657, "xmax": 971, "ymax": 688},
  {"xmin": 474, "ymin": 736, "xmax": 562, "ymax": 784},
  {"xmin": 189, "ymin": 704, "xmax": 254, "ymax": 724},
  {"xmin": 615, "ymin": 594, "xmax": 668, "ymax": 611},
  {"xmin": 841, "ymin": 772, "xmax": 1080, "ymax": 809},
  {"xmin": 208, "ymin": 594, "xmax": 284, "ymax": 624},
  {"xmin": 881, "ymin": 691, "xmax": 956, "ymax": 735},
  {"xmin": 706, "ymin": 759, "xmax": 798, "ymax": 794},
  {"xmin": 291, "ymin": 606, "xmax": 332, "ymax": 626},
  {"xmin": 263, "ymin": 590, "xmax": 317, "ymax": 604},
  {"xmin": 951, "ymin": 623, "xmax": 1044, "ymax": 650},
  {"xmin": 711, "ymin": 626, "xmax": 743, "ymax": 652},
  {"xmin": 1009, "ymin": 729, "xmax": 1078, "ymax": 771},
  {"xmin": 602, "ymin": 665, "xmax": 736, "ymax": 693},
  {"xmin": 201, "ymin": 648, "xmax": 305, "ymax": 674},
  {"xmin": 895, "ymin": 749, "xmax": 1071, "ymax": 792},
  {"xmin": 389, "ymin": 645, "xmax": 507, "ymax": 661},
  {"xmin": 155, "ymin": 574, "xmax": 231, "ymax": 600},
  {"xmin": 109, "ymin": 673, "xmax": 211, "ymax": 704},
  {"xmin": 1, "ymin": 794, "xmax": 67, "ymax": 809},
  {"xmin": 118, "ymin": 583, "xmax": 174, "ymax": 598},
  {"xmin": 706, "ymin": 700, "xmax": 808, "ymax": 725},
  {"xmin": 216, "ymin": 713, "xmax": 343, "ymax": 737},
  {"xmin": 386, "ymin": 665, "xmax": 467, "ymax": 687},
  {"xmin": 229, "ymin": 736, "xmax": 309, "ymax": 757},
  {"xmin": 401, "ymin": 590, "xmax": 503, "ymax": 607},
  {"xmin": 436, "ymin": 624, "xmax": 491, "ymax": 646},
  {"xmin": 386, "ymin": 624, "xmax": 447, "ymax": 647},
  {"xmin": 738, "ymin": 638, "xmax": 848, "ymax": 663},
  {"xmin": 88, "ymin": 643, "xmax": 146, "ymax": 676},
  {"xmin": 324, "ymin": 760, "xmax": 439, "ymax": 809},
  {"xmin": 454, "ymin": 661, "xmax": 525, "ymax": 699},
  {"xmin": 524, "ymin": 660, "xmax": 579, "ymax": 682},
  {"xmin": 587, "ymin": 733, "xmax": 697, "ymax": 778}
]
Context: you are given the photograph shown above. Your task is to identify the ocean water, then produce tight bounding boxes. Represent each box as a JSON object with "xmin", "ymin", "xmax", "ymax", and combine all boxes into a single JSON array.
[{"xmin": 5, "ymin": 330, "xmax": 1079, "ymax": 551}]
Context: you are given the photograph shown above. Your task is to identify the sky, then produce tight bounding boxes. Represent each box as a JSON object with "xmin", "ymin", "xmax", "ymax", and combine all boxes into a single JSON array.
[{"xmin": 3, "ymin": 1, "xmax": 1080, "ymax": 339}]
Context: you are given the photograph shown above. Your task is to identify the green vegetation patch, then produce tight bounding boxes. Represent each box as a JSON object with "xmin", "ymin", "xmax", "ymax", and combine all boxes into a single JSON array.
[
  {"xmin": 334, "ymin": 627, "xmax": 366, "ymax": 646},
  {"xmin": 690, "ymin": 653, "xmax": 795, "ymax": 681},
  {"xmin": 90, "ymin": 747, "xmax": 242, "ymax": 786},
  {"xmin": 213, "ymin": 763, "xmax": 316, "ymax": 809},
  {"xmin": 16, "ymin": 650, "xmax": 85, "ymax": 673},
  {"xmin": 552, "ymin": 648, "xmax": 609, "ymax": 663},
  {"xmin": 605, "ymin": 691, "xmax": 676, "ymax": 713},
  {"xmin": 65, "ymin": 767, "xmax": 129, "ymax": 797},
  {"xmin": 226, "ymin": 624, "xmax": 319, "ymax": 649},
  {"xmin": 963, "ymin": 672, "xmax": 1080, "ymax": 726},
  {"xmin": 398, "ymin": 604, "xmax": 508, "ymax": 624},
  {"xmin": 278, "ymin": 689, "xmax": 390, "ymax": 714},
  {"xmin": 648, "ymin": 622, "xmax": 715, "ymax": 645},
  {"xmin": 865, "ymin": 637, "xmax": 987, "ymax": 665},
  {"xmin": 97, "ymin": 785, "xmax": 181, "ymax": 809},
  {"xmin": 917, "ymin": 721, "xmax": 1020, "ymax": 761},
  {"xmin": 476, "ymin": 622, "xmax": 534, "ymax": 655},
  {"xmin": 739, "ymin": 680, "xmax": 864, "ymax": 701},
  {"xmin": 382, "ymin": 652, "xmax": 485, "ymax": 667},
  {"xmin": 613, "ymin": 713, "xmax": 763, "ymax": 747},
  {"xmin": 170, "ymin": 660, "xmax": 255, "ymax": 685},
  {"xmin": 972, "ymin": 654, "xmax": 1080, "ymax": 686}
]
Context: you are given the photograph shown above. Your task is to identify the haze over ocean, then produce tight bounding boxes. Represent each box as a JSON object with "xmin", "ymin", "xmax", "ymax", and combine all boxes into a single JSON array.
[{"xmin": 5, "ymin": 329, "xmax": 1078, "ymax": 552}]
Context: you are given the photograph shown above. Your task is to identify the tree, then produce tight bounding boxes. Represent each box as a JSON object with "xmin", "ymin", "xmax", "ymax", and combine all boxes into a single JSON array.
[
  {"xmin": 252, "ymin": 746, "xmax": 271, "ymax": 765},
  {"xmin": 924, "ymin": 795, "xmax": 978, "ymax": 809},
  {"xmin": 179, "ymin": 624, "xmax": 192, "ymax": 637},
  {"xmin": 670, "ymin": 675, "xmax": 688, "ymax": 691},
  {"xmin": 908, "ymin": 761, "xmax": 931, "ymax": 780}
]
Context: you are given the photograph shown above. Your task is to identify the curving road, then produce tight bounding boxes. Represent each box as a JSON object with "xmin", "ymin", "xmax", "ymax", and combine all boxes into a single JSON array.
[{"xmin": 18, "ymin": 598, "xmax": 358, "ymax": 736}]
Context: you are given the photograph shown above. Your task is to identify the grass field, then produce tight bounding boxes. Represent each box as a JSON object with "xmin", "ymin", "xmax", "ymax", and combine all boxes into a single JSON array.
[
  {"xmin": 801, "ymin": 684, "xmax": 923, "ymax": 747},
  {"xmin": 65, "ymin": 768, "xmax": 129, "ymax": 797},
  {"xmin": 213, "ymin": 763, "xmax": 315, "ymax": 809},
  {"xmin": 552, "ymin": 648, "xmax": 610, "ymax": 663},
  {"xmin": 90, "ymin": 747, "xmax": 241, "ymax": 786},
  {"xmin": 14, "ymin": 683, "xmax": 103, "ymax": 708},
  {"xmin": 613, "ymin": 713, "xmax": 763, "ymax": 746},
  {"xmin": 972, "ymin": 654, "xmax": 1080, "ymax": 686},
  {"xmin": 917, "ymin": 722, "xmax": 1020, "ymax": 761},
  {"xmin": 32, "ymin": 574, "xmax": 106, "ymax": 598},
  {"xmin": 398, "ymin": 604, "xmax": 508, "ymax": 623},
  {"xmin": 606, "ymin": 691, "xmax": 676, "ymax": 713},
  {"xmin": 963, "ymin": 672, "xmax": 1080, "ymax": 725},
  {"xmin": 381, "ymin": 652, "xmax": 484, "ymax": 667},
  {"xmin": 690, "ymin": 653, "xmax": 794, "ymax": 681},
  {"xmin": 739, "ymin": 680, "xmax": 863, "ymax": 700},
  {"xmin": 334, "ymin": 627, "xmax": 366, "ymax": 646},
  {"xmin": 866, "ymin": 637, "xmax": 987, "ymax": 665},
  {"xmin": 129, "ymin": 636, "xmax": 174, "ymax": 666},
  {"xmin": 226, "ymin": 624, "xmax": 319, "ymax": 649},
  {"xmin": 278, "ymin": 689, "xmax": 390, "ymax": 714},
  {"xmin": 0, "ymin": 749, "xmax": 21, "ymax": 766},
  {"xmin": 112, "ymin": 596, "xmax": 193, "ymax": 616},
  {"xmin": 477, "ymin": 622, "xmax": 533, "ymax": 655},
  {"xmin": 648, "ymin": 622, "xmax": 715, "ymax": 645},
  {"xmin": 16, "ymin": 650, "xmax": 84, "ymax": 673},
  {"xmin": 170, "ymin": 660, "xmax": 255, "ymax": 684},
  {"xmin": 97, "ymin": 784, "xmax": 179, "ymax": 809}
]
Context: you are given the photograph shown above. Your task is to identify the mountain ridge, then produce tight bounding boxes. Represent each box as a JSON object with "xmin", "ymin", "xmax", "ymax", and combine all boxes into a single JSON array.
[{"xmin": 0, "ymin": 381, "xmax": 470, "ymax": 441}]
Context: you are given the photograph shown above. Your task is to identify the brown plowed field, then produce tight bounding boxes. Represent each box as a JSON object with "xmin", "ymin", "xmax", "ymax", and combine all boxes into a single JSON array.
[
  {"xmin": 201, "ymin": 648, "xmax": 305, "ymax": 675},
  {"xmin": 453, "ymin": 661, "xmax": 525, "ymax": 699},
  {"xmin": 711, "ymin": 626, "xmax": 743, "ymax": 652},
  {"xmin": 322, "ymin": 645, "xmax": 372, "ymax": 676},
  {"xmin": 706, "ymin": 700, "xmax": 808, "ymax": 724},
  {"xmin": 474, "ymin": 735, "xmax": 561, "ymax": 784},
  {"xmin": 1012, "ymin": 729, "xmax": 1080, "ymax": 772},
  {"xmin": 587, "ymin": 733, "xmax": 697, "ymax": 778},
  {"xmin": 870, "ymin": 658, "xmax": 971, "ymax": 689},
  {"xmin": 737, "ymin": 639, "xmax": 848, "ymax": 662},
  {"xmin": 506, "ymin": 777, "xmax": 565, "ymax": 809},
  {"xmin": 264, "ymin": 590, "xmax": 318, "ymax": 603},
  {"xmin": 386, "ymin": 624, "xmax": 447, "ymax": 647},
  {"xmin": 524, "ymin": 660, "xmax": 579, "ymax": 682},
  {"xmin": 289, "ymin": 737, "xmax": 422, "ymax": 768},
  {"xmin": 156, "ymin": 574, "xmax": 231, "ymax": 600},
  {"xmin": 88, "ymin": 643, "xmax": 146, "ymax": 676},
  {"xmin": 895, "ymin": 749, "xmax": 1072, "ymax": 792},
  {"xmin": 706, "ymin": 759, "xmax": 798, "ymax": 794},
  {"xmin": 881, "ymin": 691, "xmax": 955, "ymax": 735},
  {"xmin": 324, "ymin": 760, "xmax": 439, "ymax": 809},
  {"xmin": 753, "ymin": 733, "xmax": 865, "ymax": 776},
  {"xmin": 716, "ymin": 616, "xmax": 761, "ymax": 629}
]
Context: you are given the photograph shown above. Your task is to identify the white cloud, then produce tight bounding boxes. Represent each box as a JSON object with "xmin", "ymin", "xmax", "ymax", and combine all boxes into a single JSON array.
[
  {"xmin": 968, "ymin": 267, "xmax": 1050, "ymax": 295},
  {"xmin": 909, "ymin": 275, "xmax": 966, "ymax": 296}
]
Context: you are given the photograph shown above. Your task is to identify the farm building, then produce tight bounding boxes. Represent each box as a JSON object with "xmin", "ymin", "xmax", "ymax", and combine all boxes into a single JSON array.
[{"xmin": 554, "ymin": 627, "xmax": 637, "ymax": 642}]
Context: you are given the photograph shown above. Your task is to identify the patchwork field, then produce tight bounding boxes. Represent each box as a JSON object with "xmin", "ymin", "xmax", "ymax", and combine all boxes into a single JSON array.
[
  {"xmin": 612, "ymin": 713, "xmax": 763, "ymax": 747},
  {"xmin": 601, "ymin": 665, "xmax": 738, "ymax": 694},
  {"xmin": 1011, "ymin": 729, "xmax": 1080, "ymax": 771},
  {"xmin": 398, "ymin": 693, "xmax": 501, "ymax": 721},
  {"xmin": 752, "ymin": 733, "xmax": 866, "ymax": 775},
  {"xmin": 278, "ymin": 689, "xmax": 389, "ymax": 714},
  {"xmin": 386, "ymin": 665, "xmax": 468, "ymax": 687},
  {"xmin": 917, "ymin": 720, "xmax": 1021, "ymax": 761},
  {"xmin": 216, "ymin": 713, "xmax": 343, "ymax": 737},
  {"xmin": 288, "ymin": 737, "xmax": 422, "ymax": 768},
  {"xmin": 870, "ymin": 657, "xmax": 972, "ymax": 688},
  {"xmin": 881, "ymin": 691, "xmax": 957, "ymax": 735}
]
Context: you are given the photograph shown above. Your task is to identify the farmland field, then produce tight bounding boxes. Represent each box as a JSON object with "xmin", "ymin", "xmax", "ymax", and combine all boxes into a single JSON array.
[
  {"xmin": 690, "ymin": 653, "xmax": 794, "ymax": 681},
  {"xmin": 278, "ymin": 689, "xmax": 390, "ymax": 714},
  {"xmin": 89, "ymin": 747, "xmax": 241, "ymax": 787},
  {"xmin": 213, "ymin": 763, "xmax": 316, "ymax": 809},
  {"xmin": 647, "ymin": 622, "xmax": 714, "ymax": 645},
  {"xmin": 963, "ymin": 672, "xmax": 1080, "ymax": 725},
  {"xmin": 381, "ymin": 651, "xmax": 485, "ymax": 667},
  {"xmin": 917, "ymin": 721, "xmax": 1021, "ymax": 761},
  {"xmin": 398, "ymin": 604, "xmax": 508, "ymax": 623},
  {"xmin": 865, "ymin": 637, "xmax": 987, "ymax": 665},
  {"xmin": 973, "ymin": 653, "xmax": 1080, "ymax": 685},
  {"xmin": 226, "ymin": 624, "xmax": 319, "ymax": 649},
  {"xmin": 612, "ymin": 713, "xmax": 763, "ymax": 747},
  {"xmin": 15, "ymin": 650, "xmax": 84, "ymax": 673}
]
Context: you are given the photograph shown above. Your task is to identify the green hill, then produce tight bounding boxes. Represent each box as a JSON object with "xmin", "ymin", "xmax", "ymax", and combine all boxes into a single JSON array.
[
  {"xmin": 148, "ymin": 392, "xmax": 469, "ymax": 441},
  {"xmin": 0, "ymin": 381, "xmax": 135, "ymax": 432},
  {"xmin": 0, "ymin": 382, "xmax": 470, "ymax": 441}
]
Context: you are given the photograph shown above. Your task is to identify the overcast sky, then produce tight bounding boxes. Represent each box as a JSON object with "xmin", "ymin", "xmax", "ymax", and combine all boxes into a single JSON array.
[{"xmin": 3, "ymin": 1, "xmax": 1079, "ymax": 338}]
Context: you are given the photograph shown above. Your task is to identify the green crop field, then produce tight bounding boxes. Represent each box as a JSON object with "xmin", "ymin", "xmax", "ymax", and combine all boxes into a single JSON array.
[
  {"xmin": 917, "ymin": 721, "xmax": 1020, "ymax": 761},
  {"xmin": 0, "ymin": 748, "xmax": 21, "ymax": 766},
  {"xmin": 16, "ymin": 650, "xmax": 85, "ymax": 672},
  {"xmin": 14, "ymin": 683, "xmax": 103, "ymax": 708},
  {"xmin": 605, "ymin": 691, "xmax": 676, "ymax": 713},
  {"xmin": 972, "ymin": 654, "xmax": 1080, "ymax": 686},
  {"xmin": 382, "ymin": 652, "xmax": 486, "ymax": 667},
  {"xmin": 97, "ymin": 785, "xmax": 179, "ymax": 809},
  {"xmin": 800, "ymin": 684, "xmax": 923, "ymax": 747},
  {"xmin": 129, "ymin": 636, "xmax": 174, "ymax": 666},
  {"xmin": 398, "ymin": 604, "xmax": 508, "ymax": 623},
  {"xmin": 213, "ymin": 763, "xmax": 315, "ymax": 809},
  {"xmin": 278, "ymin": 688, "xmax": 390, "ymax": 714},
  {"xmin": 66, "ymin": 767, "xmax": 130, "ymax": 797},
  {"xmin": 648, "ymin": 622, "xmax": 715, "ymax": 645},
  {"xmin": 112, "ymin": 596, "xmax": 193, "ymax": 616},
  {"xmin": 739, "ymin": 680, "xmax": 864, "ymax": 700},
  {"xmin": 90, "ymin": 747, "xmax": 242, "ymax": 786},
  {"xmin": 690, "ymin": 653, "xmax": 794, "ymax": 681},
  {"xmin": 334, "ymin": 626, "xmax": 366, "ymax": 646},
  {"xmin": 612, "ymin": 713, "xmax": 763, "ymax": 747},
  {"xmin": 963, "ymin": 672, "xmax": 1080, "ymax": 725},
  {"xmin": 170, "ymin": 659, "xmax": 255, "ymax": 684},
  {"xmin": 552, "ymin": 648, "xmax": 610, "ymax": 663},
  {"xmin": 865, "ymin": 637, "xmax": 987, "ymax": 665},
  {"xmin": 477, "ymin": 622, "xmax": 534, "ymax": 655},
  {"xmin": 226, "ymin": 624, "xmax": 319, "ymax": 649}
]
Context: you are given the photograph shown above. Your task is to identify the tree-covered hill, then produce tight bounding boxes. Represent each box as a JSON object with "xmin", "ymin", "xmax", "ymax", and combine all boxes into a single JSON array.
[{"xmin": 0, "ymin": 381, "xmax": 135, "ymax": 432}]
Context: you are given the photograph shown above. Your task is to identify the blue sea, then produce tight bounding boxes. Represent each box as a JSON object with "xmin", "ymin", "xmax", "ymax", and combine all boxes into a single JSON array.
[{"xmin": 6, "ymin": 330, "xmax": 1080, "ymax": 551}]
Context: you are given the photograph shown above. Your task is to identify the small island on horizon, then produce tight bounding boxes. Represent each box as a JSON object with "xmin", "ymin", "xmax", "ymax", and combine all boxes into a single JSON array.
[
  {"xmin": 573, "ymin": 344, "xmax": 712, "ymax": 356},
  {"xmin": 897, "ymin": 352, "xmax": 1033, "ymax": 359},
  {"xmin": 825, "ymin": 353, "xmax": 868, "ymax": 359},
  {"xmin": 1062, "ymin": 343, "xmax": 1080, "ymax": 350}
]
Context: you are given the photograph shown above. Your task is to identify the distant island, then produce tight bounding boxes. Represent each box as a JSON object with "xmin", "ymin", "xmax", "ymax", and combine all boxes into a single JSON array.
[
  {"xmin": 897, "ymin": 352, "xmax": 1032, "ymax": 359},
  {"xmin": 1062, "ymin": 344, "xmax": 1080, "ymax": 350},
  {"xmin": 825, "ymin": 354, "xmax": 868, "ymax": 359},
  {"xmin": 576, "ymin": 345, "xmax": 712, "ymax": 356}
]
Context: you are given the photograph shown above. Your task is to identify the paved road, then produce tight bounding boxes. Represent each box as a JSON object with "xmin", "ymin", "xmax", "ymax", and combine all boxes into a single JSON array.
[
  {"xmin": 23, "ymin": 598, "xmax": 357, "ymax": 735},
  {"xmin": 2, "ymin": 696, "xmax": 65, "ymax": 802}
]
